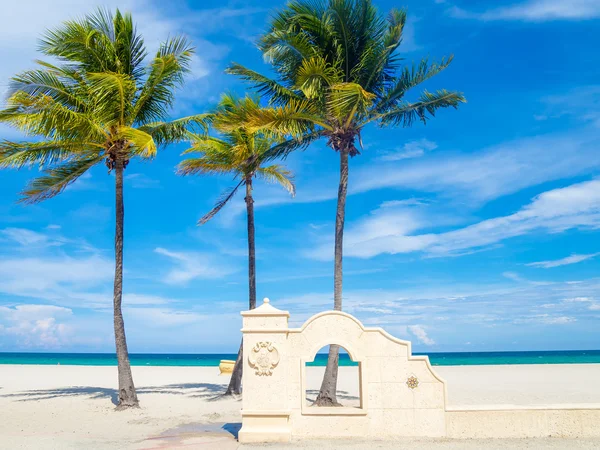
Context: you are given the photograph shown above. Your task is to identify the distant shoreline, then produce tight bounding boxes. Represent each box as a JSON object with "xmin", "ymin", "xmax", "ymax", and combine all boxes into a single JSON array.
[{"xmin": 1, "ymin": 350, "xmax": 600, "ymax": 366}]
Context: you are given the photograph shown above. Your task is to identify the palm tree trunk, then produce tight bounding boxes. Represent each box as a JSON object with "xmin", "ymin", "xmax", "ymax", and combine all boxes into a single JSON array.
[
  {"xmin": 245, "ymin": 177, "xmax": 257, "ymax": 310},
  {"xmin": 113, "ymin": 159, "xmax": 139, "ymax": 410},
  {"xmin": 314, "ymin": 149, "xmax": 349, "ymax": 407},
  {"xmin": 225, "ymin": 340, "xmax": 243, "ymax": 396},
  {"xmin": 225, "ymin": 177, "xmax": 256, "ymax": 396}
]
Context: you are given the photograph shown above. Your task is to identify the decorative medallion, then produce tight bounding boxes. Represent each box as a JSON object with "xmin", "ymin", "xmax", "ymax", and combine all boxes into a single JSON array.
[
  {"xmin": 406, "ymin": 376, "xmax": 419, "ymax": 390},
  {"xmin": 248, "ymin": 342, "xmax": 280, "ymax": 376}
]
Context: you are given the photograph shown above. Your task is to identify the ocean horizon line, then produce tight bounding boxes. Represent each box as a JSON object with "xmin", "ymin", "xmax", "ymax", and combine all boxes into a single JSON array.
[{"xmin": 1, "ymin": 349, "xmax": 599, "ymax": 367}]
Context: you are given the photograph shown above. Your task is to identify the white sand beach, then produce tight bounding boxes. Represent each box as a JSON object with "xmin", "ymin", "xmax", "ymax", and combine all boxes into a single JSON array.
[{"xmin": 1, "ymin": 364, "xmax": 600, "ymax": 449}]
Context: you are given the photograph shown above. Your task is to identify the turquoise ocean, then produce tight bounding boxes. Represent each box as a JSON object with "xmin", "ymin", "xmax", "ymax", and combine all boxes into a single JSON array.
[{"xmin": 1, "ymin": 350, "xmax": 599, "ymax": 366}]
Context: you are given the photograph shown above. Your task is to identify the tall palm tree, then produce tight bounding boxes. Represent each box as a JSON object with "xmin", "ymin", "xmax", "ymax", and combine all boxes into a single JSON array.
[
  {"xmin": 0, "ymin": 9, "xmax": 204, "ymax": 409},
  {"xmin": 178, "ymin": 94, "xmax": 296, "ymax": 395},
  {"xmin": 226, "ymin": 0, "xmax": 466, "ymax": 405}
]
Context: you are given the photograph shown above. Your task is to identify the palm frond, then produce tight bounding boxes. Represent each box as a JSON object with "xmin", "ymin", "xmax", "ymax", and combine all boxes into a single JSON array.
[
  {"xmin": 119, "ymin": 127, "xmax": 157, "ymax": 158},
  {"xmin": 327, "ymin": 82, "xmax": 376, "ymax": 127},
  {"xmin": 296, "ymin": 56, "xmax": 342, "ymax": 99},
  {"xmin": 134, "ymin": 36, "xmax": 194, "ymax": 123},
  {"xmin": 40, "ymin": 8, "xmax": 147, "ymax": 80},
  {"xmin": 243, "ymin": 100, "xmax": 330, "ymax": 137},
  {"xmin": 177, "ymin": 133, "xmax": 237, "ymax": 176},
  {"xmin": 226, "ymin": 63, "xmax": 301, "ymax": 105},
  {"xmin": 181, "ymin": 134, "xmax": 232, "ymax": 155},
  {"xmin": 198, "ymin": 181, "xmax": 244, "ymax": 225},
  {"xmin": 87, "ymin": 71, "xmax": 136, "ymax": 125},
  {"xmin": 374, "ymin": 89, "xmax": 466, "ymax": 127},
  {"xmin": 375, "ymin": 55, "xmax": 454, "ymax": 112},
  {"xmin": 19, "ymin": 155, "xmax": 104, "ymax": 204},
  {"xmin": 139, "ymin": 114, "xmax": 210, "ymax": 146},
  {"xmin": 0, "ymin": 140, "xmax": 100, "ymax": 168},
  {"xmin": 256, "ymin": 164, "xmax": 296, "ymax": 196},
  {"xmin": 0, "ymin": 91, "xmax": 108, "ymax": 141},
  {"xmin": 261, "ymin": 131, "xmax": 323, "ymax": 162},
  {"xmin": 7, "ymin": 67, "xmax": 85, "ymax": 109}
]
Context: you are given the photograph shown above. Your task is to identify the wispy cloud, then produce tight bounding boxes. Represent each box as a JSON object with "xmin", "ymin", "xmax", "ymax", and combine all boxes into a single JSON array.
[
  {"xmin": 513, "ymin": 314, "xmax": 576, "ymax": 325},
  {"xmin": 125, "ymin": 307, "xmax": 207, "ymax": 327},
  {"xmin": 154, "ymin": 247, "xmax": 236, "ymax": 284},
  {"xmin": 308, "ymin": 179, "xmax": 600, "ymax": 259},
  {"xmin": 1, "ymin": 228, "xmax": 53, "ymax": 247},
  {"xmin": 527, "ymin": 253, "xmax": 600, "ymax": 268},
  {"xmin": 124, "ymin": 173, "xmax": 161, "ymax": 189},
  {"xmin": 563, "ymin": 296, "xmax": 600, "ymax": 311},
  {"xmin": 0, "ymin": 254, "xmax": 114, "ymax": 298},
  {"xmin": 378, "ymin": 139, "xmax": 438, "ymax": 161},
  {"xmin": 274, "ymin": 277, "xmax": 598, "ymax": 349},
  {"xmin": 449, "ymin": 0, "xmax": 600, "ymax": 22},
  {"xmin": 352, "ymin": 131, "xmax": 600, "ymax": 204},
  {"xmin": 535, "ymin": 86, "xmax": 600, "ymax": 127},
  {"xmin": 408, "ymin": 325, "xmax": 435, "ymax": 346}
]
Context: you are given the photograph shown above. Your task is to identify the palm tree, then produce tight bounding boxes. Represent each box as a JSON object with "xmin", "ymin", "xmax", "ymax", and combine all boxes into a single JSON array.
[
  {"xmin": 177, "ymin": 94, "xmax": 296, "ymax": 395},
  {"xmin": 226, "ymin": 0, "xmax": 466, "ymax": 405},
  {"xmin": 0, "ymin": 9, "xmax": 204, "ymax": 409}
]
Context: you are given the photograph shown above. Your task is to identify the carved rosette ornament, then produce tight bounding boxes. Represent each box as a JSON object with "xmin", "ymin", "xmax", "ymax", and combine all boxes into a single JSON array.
[
  {"xmin": 406, "ymin": 376, "xmax": 419, "ymax": 390},
  {"xmin": 248, "ymin": 342, "xmax": 280, "ymax": 376}
]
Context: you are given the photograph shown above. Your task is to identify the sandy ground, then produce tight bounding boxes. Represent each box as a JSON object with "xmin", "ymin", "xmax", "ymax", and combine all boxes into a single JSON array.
[{"xmin": 1, "ymin": 364, "xmax": 600, "ymax": 449}]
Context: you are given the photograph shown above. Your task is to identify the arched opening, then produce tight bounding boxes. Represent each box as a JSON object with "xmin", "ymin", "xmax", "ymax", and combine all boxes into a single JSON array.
[{"xmin": 303, "ymin": 345, "xmax": 361, "ymax": 409}]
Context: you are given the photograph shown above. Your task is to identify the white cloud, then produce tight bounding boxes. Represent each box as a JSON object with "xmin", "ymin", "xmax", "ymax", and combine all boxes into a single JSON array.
[
  {"xmin": 503, "ymin": 271, "xmax": 527, "ymax": 283},
  {"xmin": 124, "ymin": 173, "xmax": 161, "ymax": 189},
  {"xmin": 378, "ymin": 139, "xmax": 438, "ymax": 161},
  {"xmin": 0, "ymin": 304, "xmax": 73, "ymax": 348},
  {"xmin": 535, "ymin": 86, "xmax": 600, "ymax": 128},
  {"xmin": 449, "ymin": 0, "xmax": 600, "ymax": 22},
  {"xmin": 312, "ymin": 179, "xmax": 600, "ymax": 259},
  {"xmin": 154, "ymin": 247, "xmax": 236, "ymax": 284},
  {"xmin": 563, "ymin": 296, "xmax": 600, "ymax": 311},
  {"xmin": 125, "ymin": 307, "xmax": 207, "ymax": 327},
  {"xmin": 254, "ymin": 277, "xmax": 600, "ymax": 351},
  {"xmin": 0, "ymin": 228, "xmax": 116, "ymax": 305},
  {"xmin": 1, "ymin": 228, "xmax": 51, "ymax": 246},
  {"xmin": 305, "ymin": 201, "xmax": 435, "ymax": 260},
  {"xmin": 527, "ymin": 253, "xmax": 600, "ymax": 268},
  {"xmin": 513, "ymin": 314, "xmax": 576, "ymax": 325},
  {"xmin": 0, "ymin": 255, "xmax": 114, "ymax": 296},
  {"xmin": 408, "ymin": 325, "xmax": 436, "ymax": 345},
  {"xmin": 353, "ymin": 132, "xmax": 600, "ymax": 203}
]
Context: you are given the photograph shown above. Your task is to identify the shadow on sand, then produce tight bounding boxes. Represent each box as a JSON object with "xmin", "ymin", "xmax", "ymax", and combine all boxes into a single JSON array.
[{"xmin": 0, "ymin": 382, "xmax": 228, "ymax": 406}]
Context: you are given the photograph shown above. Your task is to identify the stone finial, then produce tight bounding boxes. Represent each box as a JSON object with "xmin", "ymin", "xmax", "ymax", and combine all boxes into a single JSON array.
[{"xmin": 242, "ymin": 297, "xmax": 290, "ymax": 317}]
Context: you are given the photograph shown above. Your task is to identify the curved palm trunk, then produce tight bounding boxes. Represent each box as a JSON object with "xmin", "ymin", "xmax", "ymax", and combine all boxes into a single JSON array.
[
  {"xmin": 314, "ymin": 149, "xmax": 349, "ymax": 407},
  {"xmin": 114, "ymin": 160, "xmax": 139, "ymax": 409},
  {"xmin": 225, "ymin": 177, "xmax": 256, "ymax": 395}
]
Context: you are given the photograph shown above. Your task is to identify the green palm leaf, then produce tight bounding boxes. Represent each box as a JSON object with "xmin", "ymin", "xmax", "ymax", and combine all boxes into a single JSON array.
[
  {"xmin": 19, "ymin": 155, "xmax": 104, "ymax": 203},
  {"xmin": 375, "ymin": 89, "xmax": 466, "ymax": 127},
  {"xmin": 257, "ymin": 164, "xmax": 296, "ymax": 196},
  {"xmin": 179, "ymin": 95, "xmax": 297, "ymax": 224}
]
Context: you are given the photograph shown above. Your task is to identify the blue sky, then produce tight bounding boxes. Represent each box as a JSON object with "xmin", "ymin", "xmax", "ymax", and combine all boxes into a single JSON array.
[{"xmin": 1, "ymin": 0, "xmax": 600, "ymax": 353}]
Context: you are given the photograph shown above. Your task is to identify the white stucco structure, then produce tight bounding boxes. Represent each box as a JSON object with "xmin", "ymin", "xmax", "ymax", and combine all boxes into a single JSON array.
[{"xmin": 238, "ymin": 299, "xmax": 600, "ymax": 443}]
